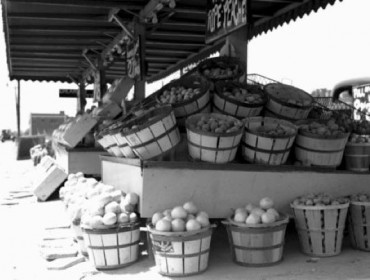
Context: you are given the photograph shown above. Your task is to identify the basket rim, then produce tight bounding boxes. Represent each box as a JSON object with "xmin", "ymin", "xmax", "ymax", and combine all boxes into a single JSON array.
[
  {"xmin": 186, "ymin": 112, "xmax": 244, "ymax": 137},
  {"xmin": 243, "ymin": 116, "xmax": 297, "ymax": 139},
  {"xmin": 290, "ymin": 202, "xmax": 349, "ymax": 210},
  {"xmin": 297, "ymin": 130, "xmax": 350, "ymax": 140},
  {"xmin": 81, "ymin": 221, "xmax": 141, "ymax": 233},
  {"xmin": 264, "ymin": 83, "xmax": 314, "ymax": 109},
  {"xmin": 120, "ymin": 105, "xmax": 173, "ymax": 136},
  {"xmin": 350, "ymin": 201, "xmax": 370, "ymax": 206},
  {"xmin": 214, "ymin": 81, "xmax": 267, "ymax": 108},
  {"xmin": 346, "ymin": 141, "xmax": 370, "ymax": 146},
  {"xmin": 197, "ymin": 56, "xmax": 245, "ymax": 81},
  {"xmin": 264, "ymin": 107, "xmax": 303, "ymax": 121},
  {"xmin": 147, "ymin": 223, "xmax": 216, "ymax": 237},
  {"xmin": 155, "ymin": 76, "xmax": 210, "ymax": 108},
  {"xmin": 222, "ymin": 213, "xmax": 289, "ymax": 228}
]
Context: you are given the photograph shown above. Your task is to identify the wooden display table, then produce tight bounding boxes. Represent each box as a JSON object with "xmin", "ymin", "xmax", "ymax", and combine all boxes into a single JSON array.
[
  {"xmin": 101, "ymin": 155, "xmax": 370, "ymax": 218},
  {"xmin": 55, "ymin": 146, "xmax": 105, "ymax": 177}
]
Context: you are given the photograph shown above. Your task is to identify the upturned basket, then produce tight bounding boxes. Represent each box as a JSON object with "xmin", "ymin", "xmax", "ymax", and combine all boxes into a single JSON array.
[
  {"xmin": 147, "ymin": 224, "xmax": 215, "ymax": 277},
  {"xmin": 214, "ymin": 81, "xmax": 267, "ymax": 119},
  {"xmin": 223, "ymin": 214, "xmax": 289, "ymax": 267},
  {"xmin": 264, "ymin": 83, "xmax": 314, "ymax": 120},
  {"xmin": 291, "ymin": 203, "xmax": 349, "ymax": 257},
  {"xmin": 155, "ymin": 76, "xmax": 211, "ymax": 128},
  {"xmin": 242, "ymin": 117, "xmax": 297, "ymax": 165},
  {"xmin": 348, "ymin": 201, "xmax": 370, "ymax": 251},
  {"xmin": 294, "ymin": 127, "xmax": 350, "ymax": 167},
  {"xmin": 121, "ymin": 105, "xmax": 181, "ymax": 160},
  {"xmin": 186, "ymin": 113, "xmax": 244, "ymax": 163},
  {"xmin": 82, "ymin": 222, "xmax": 141, "ymax": 270}
]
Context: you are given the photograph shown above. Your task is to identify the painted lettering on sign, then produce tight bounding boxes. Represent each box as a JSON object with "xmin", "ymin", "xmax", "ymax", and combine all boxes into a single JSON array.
[
  {"xmin": 206, "ymin": 0, "xmax": 247, "ymax": 44},
  {"xmin": 353, "ymin": 84, "xmax": 370, "ymax": 121}
]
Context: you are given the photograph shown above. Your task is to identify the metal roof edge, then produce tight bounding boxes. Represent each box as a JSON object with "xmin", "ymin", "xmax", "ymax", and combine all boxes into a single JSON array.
[{"xmin": 1, "ymin": 0, "xmax": 11, "ymax": 79}]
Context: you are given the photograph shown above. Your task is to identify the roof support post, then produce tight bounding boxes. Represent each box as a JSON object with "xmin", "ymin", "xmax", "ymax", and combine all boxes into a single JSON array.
[
  {"xmin": 77, "ymin": 80, "xmax": 87, "ymax": 114},
  {"xmin": 133, "ymin": 21, "xmax": 146, "ymax": 101},
  {"xmin": 95, "ymin": 58, "xmax": 107, "ymax": 105},
  {"xmin": 225, "ymin": 25, "xmax": 249, "ymax": 77}
]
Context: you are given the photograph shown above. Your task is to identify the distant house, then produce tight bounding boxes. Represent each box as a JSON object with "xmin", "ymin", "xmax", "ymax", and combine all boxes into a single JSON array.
[{"xmin": 29, "ymin": 112, "xmax": 67, "ymax": 136}]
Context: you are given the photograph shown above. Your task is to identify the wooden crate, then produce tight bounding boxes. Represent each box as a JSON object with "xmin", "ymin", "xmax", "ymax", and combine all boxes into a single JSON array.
[
  {"xmin": 348, "ymin": 201, "xmax": 370, "ymax": 251},
  {"xmin": 61, "ymin": 114, "xmax": 98, "ymax": 148},
  {"xmin": 291, "ymin": 203, "xmax": 349, "ymax": 257},
  {"xmin": 223, "ymin": 215, "xmax": 289, "ymax": 266},
  {"xmin": 148, "ymin": 224, "xmax": 214, "ymax": 277},
  {"xmin": 82, "ymin": 222, "xmax": 140, "ymax": 270},
  {"xmin": 242, "ymin": 117, "xmax": 297, "ymax": 165},
  {"xmin": 33, "ymin": 164, "xmax": 67, "ymax": 201}
]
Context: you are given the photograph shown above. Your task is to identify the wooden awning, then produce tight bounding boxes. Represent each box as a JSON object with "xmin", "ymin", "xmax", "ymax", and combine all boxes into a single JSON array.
[{"xmin": 2, "ymin": 0, "xmax": 342, "ymax": 84}]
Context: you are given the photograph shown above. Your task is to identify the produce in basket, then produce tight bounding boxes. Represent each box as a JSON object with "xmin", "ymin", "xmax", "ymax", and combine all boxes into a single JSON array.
[
  {"xmin": 348, "ymin": 120, "xmax": 370, "ymax": 143},
  {"xmin": 151, "ymin": 201, "xmax": 210, "ymax": 232},
  {"xmin": 349, "ymin": 193, "xmax": 370, "ymax": 202},
  {"xmin": 232, "ymin": 197, "xmax": 281, "ymax": 225},
  {"xmin": 221, "ymin": 85, "xmax": 264, "ymax": 104},
  {"xmin": 292, "ymin": 193, "xmax": 349, "ymax": 206},
  {"xmin": 198, "ymin": 57, "xmax": 244, "ymax": 81},
  {"xmin": 297, "ymin": 118, "xmax": 348, "ymax": 137},
  {"xmin": 250, "ymin": 123, "xmax": 292, "ymax": 137},
  {"xmin": 188, "ymin": 114, "xmax": 243, "ymax": 133},
  {"xmin": 158, "ymin": 86, "xmax": 201, "ymax": 104}
]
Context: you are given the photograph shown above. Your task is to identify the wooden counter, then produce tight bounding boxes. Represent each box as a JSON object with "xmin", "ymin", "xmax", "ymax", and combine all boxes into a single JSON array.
[{"xmin": 101, "ymin": 155, "xmax": 370, "ymax": 218}]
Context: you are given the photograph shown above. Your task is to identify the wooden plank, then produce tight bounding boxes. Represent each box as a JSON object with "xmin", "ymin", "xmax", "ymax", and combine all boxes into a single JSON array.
[{"xmin": 8, "ymin": 13, "xmax": 108, "ymax": 22}]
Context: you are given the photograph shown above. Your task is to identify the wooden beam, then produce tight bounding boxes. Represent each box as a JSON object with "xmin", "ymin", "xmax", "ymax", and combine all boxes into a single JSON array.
[
  {"xmin": 8, "ymin": 13, "xmax": 108, "ymax": 22},
  {"xmin": 254, "ymin": 0, "xmax": 303, "ymax": 3},
  {"xmin": 163, "ymin": 7, "xmax": 206, "ymax": 15},
  {"xmin": 149, "ymin": 31, "xmax": 204, "ymax": 40},
  {"xmin": 146, "ymin": 49, "xmax": 192, "ymax": 56},
  {"xmin": 9, "ymin": 0, "xmax": 143, "ymax": 10},
  {"xmin": 146, "ymin": 21, "xmax": 206, "ymax": 29},
  {"xmin": 146, "ymin": 40, "xmax": 205, "ymax": 49},
  {"xmin": 145, "ymin": 56, "xmax": 180, "ymax": 63},
  {"xmin": 10, "ymin": 25, "xmax": 121, "ymax": 33}
]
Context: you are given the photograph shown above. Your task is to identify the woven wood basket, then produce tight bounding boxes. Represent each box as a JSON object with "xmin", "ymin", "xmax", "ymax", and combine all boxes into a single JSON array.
[
  {"xmin": 291, "ymin": 203, "xmax": 349, "ymax": 257},
  {"xmin": 186, "ymin": 113, "xmax": 244, "ymax": 163},
  {"xmin": 344, "ymin": 139, "xmax": 370, "ymax": 172},
  {"xmin": 147, "ymin": 224, "xmax": 215, "ymax": 277},
  {"xmin": 197, "ymin": 57, "xmax": 245, "ymax": 91},
  {"xmin": 242, "ymin": 117, "xmax": 297, "ymax": 165},
  {"xmin": 294, "ymin": 130, "xmax": 350, "ymax": 167},
  {"xmin": 264, "ymin": 83, "xmax": 314, "ymax": 120},
  {"xmin": 348, "ymin": 201, "xmax": 370, "ymax": 251},
  {"xmin": 223, "ymin": 214, "xmax": 289, "ymax": 267},
  {"xmin": 121, "ymin": 105, "xmax": 181, "ymax": 160},
  {"xmin": 82, "ymin": 222, "xmax": 140, "ymax": 270},
  {"xmin": 214, "ymin": 81, "xmax": 267, "ymax": 119},
  {"xmin": 155, "ymin": 76, "xmax": 211, "ymax": 128},
  {"xmin": 108, "ymin": 122, "xmax": 136, "ymax": 158}
]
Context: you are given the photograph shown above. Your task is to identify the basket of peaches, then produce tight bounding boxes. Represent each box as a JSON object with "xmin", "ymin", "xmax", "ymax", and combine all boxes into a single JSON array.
[{"xmin": 222, "ymin": 197, "xmax": 289, "ymax": 266}]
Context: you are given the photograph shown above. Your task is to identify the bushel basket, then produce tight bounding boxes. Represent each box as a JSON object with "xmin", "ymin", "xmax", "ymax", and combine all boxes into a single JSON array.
[
  {"xmin": 223, "ymin": 214, "xmax": 289, "ymax": 267},
  {"xmin": 242, "ymin": 117, "xmax": 297, "ymax": 165},
  {"xmin": 344, "ymin": 135, "xmax": 370, "ymax": 172},
  {"xmin": 264, "ymin": 83, "xmax": 313, "ymax": 120},
  {"xmin": 348, "ymin": 201, "xmax": 370, "ymax": 251},
  {"xmin": 121, "ymin": 105, "xmax": 181, "ymax": 160},
  {"xmin": 155, "ymin": 76, "xmax": 211, "ymax": 129},
  {"xmin": 291, "ymin": 203, "xmax": 349, "ymax": 257},
  {"xmin": 186, "ymin": 113, "xmax": 244, "ymax": 163},
  {"xmin": 82, "ymin": 222, "xmax": 141, "ymax": 270},
  {"xmin": 214, "ymin": 81, "xmax": 267, "ymax": 119},
  {"xmin": 108, "ymin": 121, "xmax": 136, "ymax": 158},
  {"xmin": 147, "ymin": 224, "xmax": 215, "ymax": 277}
]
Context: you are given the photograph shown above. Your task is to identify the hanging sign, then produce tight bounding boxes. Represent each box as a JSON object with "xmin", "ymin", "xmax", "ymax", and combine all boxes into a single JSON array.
[
  {"xmin": 59, "ymin": 89, "xmax": 93, "ymax": 98},
  {"xmin": 205, "ymin": 0, "xmax": 248, "ymax": 44},
  {"xmin": 127, "ymin": 37, "xmax": 141, "ymax": 80},
  {"xmin": 353, "ymin": 84, "xmax": 370, "ymax": 121}
]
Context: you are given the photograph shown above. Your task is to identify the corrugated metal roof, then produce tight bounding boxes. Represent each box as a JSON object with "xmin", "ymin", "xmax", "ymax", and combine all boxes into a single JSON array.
[{"xmin": 1, "ymin": 0, "xmax": 343, "ymax": 84}]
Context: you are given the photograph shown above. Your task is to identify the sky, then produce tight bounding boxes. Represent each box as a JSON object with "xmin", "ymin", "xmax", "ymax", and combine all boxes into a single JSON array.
[{"xmin": 0, "ymin": 0, "xmax": 370, "ymax": 131}]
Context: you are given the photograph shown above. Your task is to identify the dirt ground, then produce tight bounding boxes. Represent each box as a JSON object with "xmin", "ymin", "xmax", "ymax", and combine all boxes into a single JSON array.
[{"xmin": 1, "ymin": 141, "xmax": 370, "ymax": 280}]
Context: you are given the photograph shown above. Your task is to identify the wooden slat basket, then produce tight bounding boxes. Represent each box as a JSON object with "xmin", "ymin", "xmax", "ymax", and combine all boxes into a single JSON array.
[
  {"xmin": 82, "ymin": 222, "xmax": 141, "ymax": 270},
  {"xmin": 147, "ymin": 224, "xmax": 215, "ymax": 277},
  {"xmin": 291, "ymin": 203, "xmax": 349, "ymax": 257},
  {"xmin": 222, "ymin": 214, "xmax": 289, "ymax": 267},
  {"xmin": 197, "ymin": 56, "xmax": 245, "ymax": 89},
  {"xmin": 121, "ymin": 105, "xmax": 181, "ymax": 160},
  {"xmin": 108, "ymin": 122, "xmax": 136, "ymax": 158},
  {"xmin": 264, "ymin": 83, "xmax": 314, "ymax": 120},
  {"xmin": 348, "ymin": 201, "xmax": 370, "ymax": 251},
  {"xmin": 71, "ymin": 223, "xmax": 88, "ymax": 257},
  {"xmin": 155, "ymin": 76, "xmax": 211, "ymax": 129},
  {"xmin": 214, "ymin": 81, "xmax": 267, "ymax": 119},
  {"xmin": 186, "ymin": 113, "xmax": 244, "ymax": 163},
  {"xmin": 294, "ymin": 130, "xmax": 350, "ymax": 167},
  {"xmin": 344, "ymin": 135, "xmax": 370, "ymax": 172},
  {"xmin": 242, "ymin": 117, "xmax": 297, "ymax": 165},
  {"xmin": 95, "ymin": 127, "xmax": 121, "ymax": 157}
]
